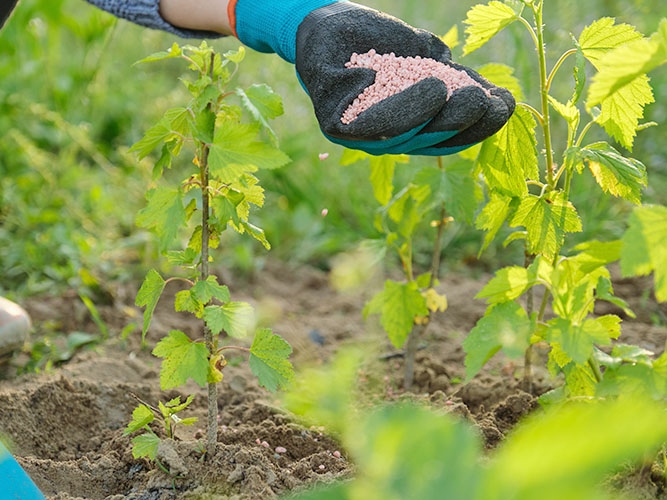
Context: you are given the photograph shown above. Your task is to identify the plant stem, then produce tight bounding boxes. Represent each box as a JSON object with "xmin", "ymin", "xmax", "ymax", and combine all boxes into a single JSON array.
[
  {"xmin": 403, "ymin": 158, "xmax": 447, "ymax": 390},
  {"xmin": 201, "ymin": 52, "xmax": 218, "ymax": 459},
  {"xmin": 532, "ymin": 2, "xmax": 556, "ymax": 188}
]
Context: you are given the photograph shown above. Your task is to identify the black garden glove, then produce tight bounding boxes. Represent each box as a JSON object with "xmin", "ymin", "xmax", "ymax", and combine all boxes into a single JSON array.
[{"xmin": 291, "ymin": 2, "xmax": 516, "ymax": 155}]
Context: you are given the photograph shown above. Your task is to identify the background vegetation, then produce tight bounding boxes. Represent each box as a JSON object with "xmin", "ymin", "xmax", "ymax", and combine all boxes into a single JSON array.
[{"xmin": 1, "ymin": 0, "xmax": 665, "ymax": 299}]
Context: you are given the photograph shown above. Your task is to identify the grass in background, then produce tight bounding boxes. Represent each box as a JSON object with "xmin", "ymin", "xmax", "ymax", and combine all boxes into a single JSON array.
[{"xmin": 1, "ymin": 0, "xmax": 664, "ymax": 300}]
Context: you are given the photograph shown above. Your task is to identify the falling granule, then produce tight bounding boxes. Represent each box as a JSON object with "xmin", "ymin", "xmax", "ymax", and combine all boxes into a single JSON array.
[
  {"xmin": 341, "ymin": 49, "xmax": 491, "ymax": 124},
  {"xmin": 318, "ymin": 152, "xmax": 330, "ymax": 161},
  {"xmin": 275, "ymin": 446, "xmax": 287, "ymax": 454}
]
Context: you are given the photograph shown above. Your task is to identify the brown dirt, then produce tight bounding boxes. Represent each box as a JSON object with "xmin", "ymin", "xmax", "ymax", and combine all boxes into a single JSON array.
[{"xmin": 1, "ymin": 261, "xmax": 665, "ymax": 499}]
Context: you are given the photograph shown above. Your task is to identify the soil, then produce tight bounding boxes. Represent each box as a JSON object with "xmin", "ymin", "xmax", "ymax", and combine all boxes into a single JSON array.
[{"xmin": 1, "ymin": 261, "xmax": 666, "ymax": 499}]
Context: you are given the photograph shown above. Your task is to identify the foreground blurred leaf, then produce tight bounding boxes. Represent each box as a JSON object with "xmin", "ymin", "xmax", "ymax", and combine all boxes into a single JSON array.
[
  {"xmin": 364, "ymin": 280, "xmax": 429, "ymax": 348},
  {"xmin": 620, "ymin": 205, "xmax": 667, "ymax": 302}
]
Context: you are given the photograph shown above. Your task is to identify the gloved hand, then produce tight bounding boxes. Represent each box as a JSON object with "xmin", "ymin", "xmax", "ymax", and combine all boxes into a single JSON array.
[{"xmin": 230, "ymin": 0, "xmax": 515, "ymax": 156}]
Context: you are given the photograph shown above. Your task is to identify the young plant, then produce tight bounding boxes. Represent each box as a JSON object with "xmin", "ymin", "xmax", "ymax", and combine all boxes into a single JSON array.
[
  {"xmin": 130, "ymin": 42, "xmax": 294, "ymax": 458},
  {"xmin": 347, "ymin": 149, "xmax": 478, "ymax": 389},
  {"xmin": 461, "ymin": 1, "xmax": 667, "ymax": 398},
  {"xmin": 123, "ymin": 394, "xmax": 197, "ymax": 470}
]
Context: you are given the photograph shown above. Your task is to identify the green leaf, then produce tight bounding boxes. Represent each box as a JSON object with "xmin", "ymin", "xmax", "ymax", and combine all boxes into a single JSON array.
[
  {"xmin": 136, "ymin": 186, "xmax": 187, "ymax": 252},
  {"xmin": 546, "ymin": 317, "xmax": 616, "ymax": 365},
  {"xmin": 463, "ymin": 301, "xmax": 531, "ymax": 380},
  {"xmin": 477, "ymin": 63, "xmax": 525, "ymax": 102},
  {"xmin": 249, "ymin": 328, "xmax": 294, "ymax": 392},
  {"xmin": 476, "ymin": 263, "xmax": 540, "ymax": 305},
  {"xmin": 135, "ymin": 269, "xmax": 166, "ymax": 342},
  {"xmin": 574, "ymin": 142, "xmax": 647, "ymax": 204},
  {"xmin": 578, "ymin": 18, "xmax": 643, "ymax": 67},
  {"xmin": 239, "ymin": 221, "xmax": 271, "ymax": 250},
  {"xmin": 152, "ymin": 330, "xmax": 209, "ymax": 390},
  {"xmin": 463, "ymin": 1, "xmax": 519, "ymax": 56},
  {"xmin": 208, "ymin": 121, "xmax": 290, "ymax": 182},
  {"xmin": 621, "ymin": 205, "xmax": 667, "ymax": 302},
  {"xmin": 131, "ymin": 433, "xmax": 160, "ymax": 460},
  {"xmin": 236, "ymin": 84, "xmax": 284, "ymax": 145},
  {"xmin": 510, "ymin": 192, "xmax": 582, "ymax": 259},
  {"xmin": 174, "ymin": 290, "xmax": 203, "ymax": 316},
  {"xmin": 477, "ymin": 105, "xmax": 537, "ymax": 197},
  {"xmin": 134, "ymin": 42, "xmax": 182, "ymax": 65},
  {"xmin": 548, "ymin": 96, "xmax": 580, "ymax": 136},
  {"xmin": 596, "ymin": 75, "xmax": 654, "ymax": 151},
  {"xmin": 569, "ymin": 239, "xmax": 622, "ymax": 274},
  {"xmin": 413, "ymin": 160, "xmax": 481, "ymax": 224},
  {"xmin": 223, "ymin": 46, "xmax": 246, "ymax": 64},
  {"xmin": 369, "ymin": 155, "xmax": 398, "ymax": 205},
  {"xmin": 192, "ymin": 276, "xmax": 230, "ymax": 304},
  {"xmin": 587, "ymin": 21, "xmax": 667, "ymax": 106},
  {"xmin": 124, "ymin": 404, "xmax": 155, "ymax": 435},
  {"xmin": 578, "ymin": 18, "xmax": 654, "ymax": 150},
  {"xmin": 203, "ymin": 301, "xmax": 255, "ymax": 338},
  {"xmin": 475, "ymin": 192, "xmax": 515, "ymax": 252},
  {"xmin": 363, "ymin": 280, "xmax": 429, "ymax": 348},
  {"xmin": 483, "ymin": 397, "xmax": 667, "ymax": 500}
]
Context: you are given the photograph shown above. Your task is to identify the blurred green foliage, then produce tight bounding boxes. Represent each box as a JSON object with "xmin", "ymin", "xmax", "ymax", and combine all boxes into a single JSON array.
[{"xmin": 1, "ymin": 0, "xmax": 664, "ymax": 300}]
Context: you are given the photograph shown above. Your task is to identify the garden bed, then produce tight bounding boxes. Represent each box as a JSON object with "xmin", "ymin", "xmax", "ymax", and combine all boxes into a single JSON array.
[{"xmin": 1, "ymin": 261, "xmax": 665, "ymax": 499}]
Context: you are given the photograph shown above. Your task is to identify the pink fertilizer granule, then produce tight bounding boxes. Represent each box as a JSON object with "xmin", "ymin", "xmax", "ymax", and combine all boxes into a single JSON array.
[{"xmin": 341, "ymin": 49, "xmax": 490, "ymax": 124}]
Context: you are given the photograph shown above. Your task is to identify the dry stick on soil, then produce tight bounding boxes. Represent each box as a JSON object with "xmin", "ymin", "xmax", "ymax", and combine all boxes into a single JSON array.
[
  {"xmin": 341, "ymin": 50, "xmax": 490, "ymax": 124},
  {"xmin": 404, "ymin": 157, "xmax": 449, "ymax": 390}
]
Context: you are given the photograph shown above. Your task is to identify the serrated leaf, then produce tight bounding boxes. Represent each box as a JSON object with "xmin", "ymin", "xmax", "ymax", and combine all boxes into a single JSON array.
[
  {"xmin": 596, "ymin": 75, "xmax": 654, "ymax": 151},
  {"xmin": 249, "ymin": 328, "xmax": 294, "ymax": 392},
  {"xmin": 134, "ymin": 42, "xmax": 182, "ymax": 65},
  {"xmin": 240, "ymin": 221, "xmax": 271, "ymax": 250},
  {"xmin": 192, "ymin": 276, "xmax": 230, "ymax": 304},
  {"xmin": 477, "ymin": 105, "xmax": 537, "ymax": 197},
  {"xmin": 174, "ymin": 290, "xmax": 203, "ymax": 316},
  {"xmin": 463, "ymin": 301, "xmax": 531, "ymax": 380},
  {"xmin": 510, "ymin": 192, "xmax": 582, "ymax": 259},
  {"xmin": 548, "ymin": 96, "xmax": 580, "ymax": 134},
  {"xmin": 224, "ymin": 46, "xmax": 246, "ymax": 64},
  {"xmin": 575, "ymin": 142, "xmax": 647, "ymax": 204},
  {"xmin": 477, "ymin": 63, "xmax": 525, "ymax": 102},
  {"xmin": 546, "ymin": 317, "xmax": 615, "ymax": 365},
  {"xmin": 237, "ymin": 84, "xmax": 284, "ymax": 146},
  {"xmin": 136, "ymin": 186, "xmax": 187, "ymax": 252},
  {"xmin": 440, "ymin": 24, "xmax": 460, "ymax": 49},
  {"xmin": 135, "ymin": 269, "xmax": 166, "ymax": 341},
  {"xmin": 363, "ymin": 280, "xmax": 429, "ymax": 348},
  {"xmin": 578, "ymin": 18, "xmax": 643, "ymax": 67},
  {"xmin": 369, "ymin": 155, "xmax": 398, "ymax": 205},
  {"xmin": 476, "ymin": 263, "xmax": 540, "ymax": 305},
  {"xmin": 131, "ymin": 433, "xmax": 160, "ymax": 460},
  {"xmin": 203, "ymin": 301, "xmax": 255, "ymax": 338},
  {"xmin": 124, "ymin": 404, "xmax": 155, "ymax": 435},
  {"xmin": 413, "ymin": 160, "xmax": 481, "ymax": 224},
  {"xmin": 588, "ymin": 23, "xmax": 667, "ymax": 106},
  {"xmin": 475, "ymin": 192, "xmax": 515, "ymax": 252},
  {"xmin": 152, "ymin": 330, "xmax": 209, "ymax": 390},
  {"xmin": 621, "ymin": 205, "xmax": 667, "ymax": 302},
  {"xmin": 208, "ymin": 121, "xmax": 290, "ymax": 182},
  {"xmin": 463, "ymin": 1, "xmax": 519, "ymax": 56}
]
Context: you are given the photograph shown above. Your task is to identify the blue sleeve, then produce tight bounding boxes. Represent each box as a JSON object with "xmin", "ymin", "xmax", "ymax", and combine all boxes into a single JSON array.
[{"xmin": 84, "ymin": 0, "xmax": 224, "ymax": 39}]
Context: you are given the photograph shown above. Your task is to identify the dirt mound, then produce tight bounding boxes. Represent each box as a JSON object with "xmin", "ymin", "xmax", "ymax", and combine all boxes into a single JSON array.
[{"xmin": 1, "ymin": 262, "xmax": 664, "ymax": 498}]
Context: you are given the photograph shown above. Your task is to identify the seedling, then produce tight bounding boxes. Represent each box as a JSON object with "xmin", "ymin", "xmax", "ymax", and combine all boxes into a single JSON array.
[
  {"xmin": 129, "ymin": 42, "xmax": 294, "ymax": 459},
  {"xmin": 123, "ymin": 394, "xmax": 197, "ymax": 470}
]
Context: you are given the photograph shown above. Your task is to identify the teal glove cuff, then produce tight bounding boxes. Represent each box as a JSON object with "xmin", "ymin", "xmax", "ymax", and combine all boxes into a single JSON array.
[
  {"xmin": 233, "ymin": 0, "xmax": 344, "ymax": 62},
  {"xmin": 0, "ymin": 443, "xmax": 46, "ymax": 500}
]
